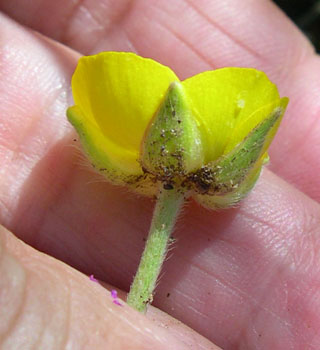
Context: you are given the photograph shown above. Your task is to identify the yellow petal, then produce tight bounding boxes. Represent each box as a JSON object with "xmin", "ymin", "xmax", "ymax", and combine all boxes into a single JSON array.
[
  {"xmin": 67, "ymin": 105, "xmax": 141, "ymax": 180},
  {"xmin": 182, "ymin": 68, "xmax": 280, "ymax": 162},
  {"xmin": 71, "ymin": 52, "xmax": 179, "ymax": 163}
]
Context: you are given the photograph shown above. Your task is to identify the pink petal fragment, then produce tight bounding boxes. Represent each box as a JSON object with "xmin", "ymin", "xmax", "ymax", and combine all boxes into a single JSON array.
[
  {"xmin": 111, "ymin": 289, "xmax": 123, "ymax": 306},
  {"xmin": 89, "ymin": 274, "xmax": 99, "ymax": 283}
]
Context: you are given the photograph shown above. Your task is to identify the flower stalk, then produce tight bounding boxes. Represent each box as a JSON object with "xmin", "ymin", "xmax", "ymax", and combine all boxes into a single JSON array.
[{"xmin": 127, "ymin": 186, "xmax": 185, "ymax": 312}]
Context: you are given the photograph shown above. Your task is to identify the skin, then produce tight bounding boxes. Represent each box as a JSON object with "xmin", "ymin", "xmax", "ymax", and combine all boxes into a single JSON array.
[{"xmin": 0, "ymin": 0, "xmax": 320, "ymax": 349}]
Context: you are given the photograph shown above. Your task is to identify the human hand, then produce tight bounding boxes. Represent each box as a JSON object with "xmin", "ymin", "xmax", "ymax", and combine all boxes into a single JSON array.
[{"xmin": 0, "ymin": 1, "xmax": 319, "ymax": 349}]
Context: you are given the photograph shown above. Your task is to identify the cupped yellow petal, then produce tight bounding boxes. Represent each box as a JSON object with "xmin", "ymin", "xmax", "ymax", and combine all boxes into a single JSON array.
[
  {"xmin": 182, "ymin": 68, "xmax": 280, "ymax": 162},
  {"xmin": 71, "ymin": 52, "xmax": 179, "ymax": 159},
  {"xmin": 67, "ymin": 105, "xmax": 141, "ymax": 181}
]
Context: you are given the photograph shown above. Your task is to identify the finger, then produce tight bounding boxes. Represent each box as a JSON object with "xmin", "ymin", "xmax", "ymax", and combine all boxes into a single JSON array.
[
  {"xmin": 0, "ymin": 0, "xmax": 313, "ymax": 77},
  {"xmin": 0, "ymin": 225, "xmax": 218, "ymax": 350},
  {"xmin": 1, "ymin": 15, "xmax": 320, "ymax": 349},
  {"xmin": 163, "ymin": 170, "xmax": 320, "ymax": 349},
  {"xmin": 268, "ymin": 55, "xmax": 320, "ymax": 202},
  {"xmin": 1, "ymin": 1, "xmax": 320, "ymax": 202}
]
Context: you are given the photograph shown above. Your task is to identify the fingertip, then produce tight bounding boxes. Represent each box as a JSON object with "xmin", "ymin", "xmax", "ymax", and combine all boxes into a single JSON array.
[{"xmin": 0, "ymin": 225, "xmax": 220, "ymax": 349}]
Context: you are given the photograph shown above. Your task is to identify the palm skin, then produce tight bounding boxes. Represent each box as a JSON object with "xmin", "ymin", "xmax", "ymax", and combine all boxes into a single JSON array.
[{"xmin": 0, "ymin": 1, "xmax": 320, "ymax": 349}]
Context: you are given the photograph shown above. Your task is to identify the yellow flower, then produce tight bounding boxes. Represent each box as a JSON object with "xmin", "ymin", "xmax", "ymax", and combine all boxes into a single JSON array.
[{"xmin": 67, "ymin": 52, "xmax": 288, "ymax": 208}]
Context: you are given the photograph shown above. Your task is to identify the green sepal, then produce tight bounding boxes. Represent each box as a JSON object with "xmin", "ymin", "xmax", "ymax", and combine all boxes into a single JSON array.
[
  {"xmin": 189, "ymin": 99, "xmax": 288, "ymax": 199},
  {"xmin": 193, "ymin": 162, "xmax": 262, "ymax": 209},
  {"xmin": 141, "ymin": 82, "xmax": 203, "ymax": 187}
]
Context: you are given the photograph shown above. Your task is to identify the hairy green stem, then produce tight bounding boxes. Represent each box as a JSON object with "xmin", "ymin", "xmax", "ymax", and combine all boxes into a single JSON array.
[{"xmin": 127, "ymin": 186, "xmax": 184, "ymax": 312}]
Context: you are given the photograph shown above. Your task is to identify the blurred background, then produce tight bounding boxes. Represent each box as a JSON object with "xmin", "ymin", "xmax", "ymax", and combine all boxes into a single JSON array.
[{"xmin": 274, "ymin": 0, "xmax": 320, "ymax": 52}]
